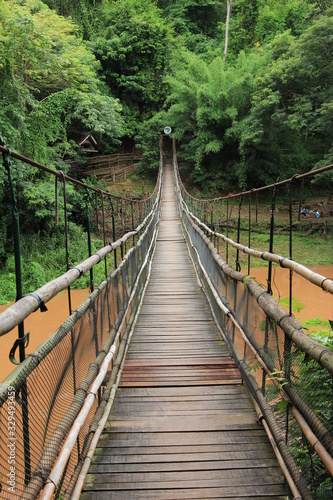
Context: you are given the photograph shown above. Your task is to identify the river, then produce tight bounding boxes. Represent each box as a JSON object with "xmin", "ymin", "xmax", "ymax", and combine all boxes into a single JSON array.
[
  {"xmin": 252, "ymin": 265, "xmax": 333, "ymax": 325},
  {"xmin": 0, "ymin": 266, "xmax": 332, "ymax": 382},
  {"xmin": 0, "ymin": 289, "xmax": 89, "ymax": 382}
]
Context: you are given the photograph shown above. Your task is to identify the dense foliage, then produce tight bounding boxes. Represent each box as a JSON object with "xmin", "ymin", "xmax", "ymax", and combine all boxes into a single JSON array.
[
  {"xmin": 90, "ymin": 0, "xmax": 173, "ymax": 138},
  {"xmin": 1, "ymin": 0, "xmax": 333, "ymax": 302},
  {"xmin": 140, "ymin": 0, "xmax": 333, "ymax": 190},
  {"xmin": 1, "ymin": 0, "xmax": 333, "ymax": 187}
]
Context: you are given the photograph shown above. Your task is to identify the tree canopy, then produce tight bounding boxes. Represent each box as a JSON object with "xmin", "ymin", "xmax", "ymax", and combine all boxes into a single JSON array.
[
  {"xmin": 90, "ymin": 0, "xmax": 174, "ymax": 138},
  {"xmin": 1, "ymin": 0, "xmax": 333, "ymax": 196}
]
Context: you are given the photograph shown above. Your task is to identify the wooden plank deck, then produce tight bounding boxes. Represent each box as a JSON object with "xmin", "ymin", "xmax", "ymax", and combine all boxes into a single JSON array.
[{"xmin": 81, "ymin": 162, "xmax": 287, "ymax": 499}]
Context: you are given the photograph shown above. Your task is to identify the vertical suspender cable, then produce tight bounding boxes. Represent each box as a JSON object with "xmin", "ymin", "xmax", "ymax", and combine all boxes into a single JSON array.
[
  {"xmin": 98, "ymin": 189, "xmax": 108, "ymax": 278},
  {"xmin": 298, "ymin": 178, "xmax": 304, "ymax": 222},
  {"xmin": 226, "ymin": 196, "xmax": 230, "ymax": 264},
  {"xmin": 95, "ymin": 191, "xmax": 99, "ymax": 231},
  {"xmin": 284, "ymin": 179, "xmax": 295, "ymax": 444},
  {"xmin": 55, "ymin": 177, "xmax": 59, "ymax": 226},
  {"xmin": 236, "ymin": 194, "xmax": 243, "ymax": 272},
  {"xmin": 108, "ymin": 194, "xmax": 117, "ymax": 270},
  {"xmin": 131, "ymin": 200, "xmax": 135, "ymax": 247},
  {"xmin": 248, "ymin": 190, "xmax": 254, "ymax": 276},
  {"xmin": 59, "ymin": 172, "xmax": 72, "ymax": 316},
  {"xmin": 85, "ymin": 189, "xmax": 94, "ymax": 293},
  {"xmin": 262, "ymin": 182, "xmax": 278, "ymax": 394}
]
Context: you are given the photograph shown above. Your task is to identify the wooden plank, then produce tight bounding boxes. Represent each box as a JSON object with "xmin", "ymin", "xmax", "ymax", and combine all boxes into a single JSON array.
[
  {"xmin": 122, "ymin": 359, "xmax": 236, "ymax": 367},
  {"xmin": 89, "ymin": 458, "xmax": 282, "ymax": 474},
  {"xmin": 81, "ymin": 487, "xmax": 287, "ymax": 500},
  {"xmin": 92, "ymin": 450, "xmax": 280, "ymax": 465},
  {"xmin": 97, "ymin": 430, "xmax": 274, "ymax": 447},
  {"xmin": 105, "ymin": 417, "xmax": 260, "ymax": 432},
  {"xmin": 113, "ymin": 385, "xmax": 250, "ymax": 396},
  {"xmin": 83, "ymin": 466, "xmax": 284, "ymax": 488},
  {"xmin": 93, "ymin": 442, "xmax": 276, "ymax": 457}
]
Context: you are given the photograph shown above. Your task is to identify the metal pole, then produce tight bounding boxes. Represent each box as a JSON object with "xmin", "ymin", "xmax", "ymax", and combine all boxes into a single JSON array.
[
  {"xmin": 108, "ymin": 194, "xmax": 117, "ymax": 270},
  {"xmin": 1, "ymin": 140, "xmax": 31, "ymax": 483},
  {"xmin": 236, "ymin": 194, "xmax": 243, "ymax": 272},
  {"xmin": 99, "ymin": 190, "xmax": 108, "ymax": 278},
  {"xmin": 248, "ymin": 191, "xmax": 253, "ymax": 275},
  {"xmin": 262, "ymin": 182, "xmax": 278, "ymax": 394},
  {"xmin": 85, "ymin": 190, "xmax": 94, "ymax": 293},
  {"xmin": 131, "ymin": 200, "xmax": 135, "ymax": 247}
]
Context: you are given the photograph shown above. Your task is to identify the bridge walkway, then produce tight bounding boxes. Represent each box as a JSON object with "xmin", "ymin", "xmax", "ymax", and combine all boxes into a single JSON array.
[{"xmin": 81, "ymin": 162, "xmax": 287, "ymax": 499}]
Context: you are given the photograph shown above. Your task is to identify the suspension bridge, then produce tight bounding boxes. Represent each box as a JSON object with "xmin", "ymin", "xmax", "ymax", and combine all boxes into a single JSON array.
[{"xmin": 0, "ymin": 139, "xmax": 333, "ymax": 499}]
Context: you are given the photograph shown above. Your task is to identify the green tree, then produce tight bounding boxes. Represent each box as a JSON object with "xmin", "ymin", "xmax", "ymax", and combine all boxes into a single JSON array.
[
  {"xmin": 236, "ymin": 10, "xmax": 333, "ymax": 186},
  {"xmin": 0, "ymin": 0, "xmax": 124, "ymax": 267},
  {"xmin": 42, "ymin": 0, "xmax": 103, "ymax": 38},
  {"xmin": 224, "ymin": 0, "xmax": 260, "ymax": 55},
  {"xmin": 91, "ymin": 0, "xmax": 174, "ymax": 138},
  {"xmin": 255, "ymin": 0, "xmax": 313, "ymax": 43},
  {"xmin": 4, "ymin": 0, "xmax": 101, "ymax": 96}
]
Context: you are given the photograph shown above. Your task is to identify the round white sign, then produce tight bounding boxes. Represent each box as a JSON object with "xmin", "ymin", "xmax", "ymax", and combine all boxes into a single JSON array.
[{"xmin": 164, "ymin": 126, "xmax": 172, "ymax": 135}]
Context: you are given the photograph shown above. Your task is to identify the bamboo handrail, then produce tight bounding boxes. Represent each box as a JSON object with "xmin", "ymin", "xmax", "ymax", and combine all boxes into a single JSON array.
[
  {"xmin": 178, "ymin": 162, "xmax": 333, "ymax": 203},
  {"xmin": 250, "ymin": 396, "xmax": 302, "ymax": 500},
  {"xmin": 0, "ymin": 206, "xmax": 156, "ymax": 338},
  {"xmin": 20, "ymin": 160, "xmax": 162, "ymax": 499},
  {"xmin": 186, "ymin": 205, "xmax": 333, "ymax": 295},
  {"xmin": 181, "ymin": 200, "xmax": 333, "ymax": 461},
  {"xmin": 184, "ymin": 207, "xmax": 333, "ymax": 374}
]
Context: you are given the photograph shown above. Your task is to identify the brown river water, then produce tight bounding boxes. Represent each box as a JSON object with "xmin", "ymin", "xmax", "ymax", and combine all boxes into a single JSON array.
[
  {"xmin": 0, "ymin": 266, "xmax": 332, "ymax": 382},
  {"xmin": 0, "ymin": 289, "xmax": 89, "ymax": 382}
]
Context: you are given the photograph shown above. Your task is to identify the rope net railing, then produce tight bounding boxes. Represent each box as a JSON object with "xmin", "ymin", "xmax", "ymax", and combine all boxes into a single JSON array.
[
  {"xmin": 0, "ymin": 140, "xmax": 162, "ymax": 499},
  {"xmin": 173, "ymin": 146, "xmax": 333, "ymax": 499}
]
